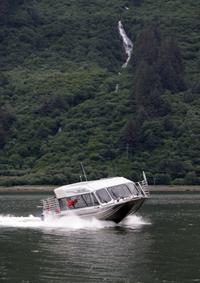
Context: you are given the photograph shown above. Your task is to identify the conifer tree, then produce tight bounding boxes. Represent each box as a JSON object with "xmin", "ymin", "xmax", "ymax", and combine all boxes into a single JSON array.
[
  {"xmin": 134, "ymin": 27, "xmax": 161, "ymax": 65},
  {"xmin": 133, "ymin": 61, "xmax": 162, "ymax": 115},
  {"xmin": 158, "ymin": 37, "xmax": 185, "ymax": 92}
]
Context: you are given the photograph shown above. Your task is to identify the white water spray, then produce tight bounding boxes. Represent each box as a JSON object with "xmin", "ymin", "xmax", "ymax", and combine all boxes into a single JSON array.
[
  {"xmin": 0, "ymin": 214, "xmax": 115, "ymax": 230},
  {"xmin": 121, "ymin": 215, "xmax": 151, "ymax": 229},
  {"xmin": 0, "ymin": 214, "xmax": 150, "ymax": 230},
  {"xmin": 118, "ymin": 20, "xmax": 133, "ymax": 68}
]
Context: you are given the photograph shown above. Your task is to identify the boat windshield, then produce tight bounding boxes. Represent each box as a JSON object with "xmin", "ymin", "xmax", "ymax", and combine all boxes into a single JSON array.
[
  {"xmin": 126, "ymin": 183, "xmax": 140, "ymax": 195},
  {"xmin": 95, "ymin": 189, "xmax": 112, "ymax": 204},
  {"xmin": 59, "ymin": 193, "xmax": 99, "ymax": 210},
  {"xmin": 108, "ymin": 184, "xmax": 131, "ymax": 200}
]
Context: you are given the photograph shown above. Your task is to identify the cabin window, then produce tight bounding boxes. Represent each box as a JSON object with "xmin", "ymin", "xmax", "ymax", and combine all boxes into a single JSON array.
[
  {"xmin": 126, "ymin": 183, "xmax": 140, "ymax": 195},
  {"xmin": 108, "ymin": 185, "xmax": 131, "ymax": 200},
  {"xmin": 82, "ymin": 193, "xmax": 99, "ymax": 206},
  {"xmin": 60, "ymin": 193, "xmax": 99, "ymax": 209},
  {"xmin": 82, "ymin": 194, "xmax": 94, "ymax": 207},
  {"xmin": 65, "ymin": 195, "xmax": 86, "ymax": 209},
  {"xmin": 59, "ymin": 198, "xmax": 68, "ymax": 210},
  {"xmin": 91, "ymin": 193, "xmax": 99, "ymax": 205},
  {"xmin": 60, "ymin": 197, "xmax": 79, "ymax": 209},
  {"xmin": 96, "ymin": 189, "xmax": 112, "ymax": 204},
  {"xmin": 71, "ymin": 195, "xmax": 87, "ymax": 209}
]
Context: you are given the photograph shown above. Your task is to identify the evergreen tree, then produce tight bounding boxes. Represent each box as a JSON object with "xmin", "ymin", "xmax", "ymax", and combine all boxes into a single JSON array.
[
  {"xmin": 133, "ymin": 61, "xmax": 162, "ymax": 115},
  {"xmin": 130, "ymin": 0, "xmax": 144, "ymax": 7},
  {"xmin": 0, "ymin": 0, "xmax": 10, "ymax": 23},
  {"xmin": 158, "ymin": 37, "xmax": 185, "ymax": 92},
  {"xmin": 0, "ymin": 126, "xmax": 6, "ymax": 148},
  {"xmin": 134, "ymin": 27, "xmax": 161, "ymax": 66},
  {"xmin": 0, "ymin": 0, "xmax": 24, "ymax": 23},
  {"xmin": 135, "ymin": 105, "xmax": 149, "ymax": 126},
  {"xmin": 120, "ymin": 119, "xmax": 139, "ymax": 152},
  {"xmin": 0, "ymin": 109, "xmax": 15, "ymax": 148}
]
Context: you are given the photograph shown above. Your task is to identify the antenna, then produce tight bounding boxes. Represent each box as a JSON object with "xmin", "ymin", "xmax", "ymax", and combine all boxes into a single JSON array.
[
  {"xmin": 80, "ymin": 162, "xmax": 88, "ymax": 181},
  {"xmin": 142, "ymin": 171, "xmax": 148, "ymax": 184}
]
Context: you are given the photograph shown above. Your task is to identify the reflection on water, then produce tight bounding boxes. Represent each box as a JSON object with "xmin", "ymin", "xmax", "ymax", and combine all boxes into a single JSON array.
[{"xmin": 0, "ymin": 193, "xmax": 200, "ymax": 282}]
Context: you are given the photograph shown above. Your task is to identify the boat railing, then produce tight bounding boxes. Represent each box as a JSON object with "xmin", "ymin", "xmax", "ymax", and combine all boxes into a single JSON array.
[
  {"xmin": 42, "ymin": 197, "xmax": 60, "ymax": 214},
  {"xmin": 137, "ymin": 179, "xmax": 150, "ymax": 197}
]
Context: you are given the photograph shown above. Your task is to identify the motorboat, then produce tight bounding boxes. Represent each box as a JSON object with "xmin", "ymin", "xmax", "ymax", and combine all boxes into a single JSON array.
[{"xmin": 41, "ymin": 173, "xmax": 149, "ymax": 223}]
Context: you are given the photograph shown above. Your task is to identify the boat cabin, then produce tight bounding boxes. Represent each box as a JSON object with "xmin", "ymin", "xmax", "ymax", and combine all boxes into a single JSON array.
[{"xmin": 42, "ymin": 177, "xmax": 145, "ymax": 212}]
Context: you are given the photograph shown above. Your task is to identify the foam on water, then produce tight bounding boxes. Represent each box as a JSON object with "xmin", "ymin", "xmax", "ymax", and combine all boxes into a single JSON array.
[
  {"xmin": 0, "ymin": 214, "xmax": 150, "ymax": 230},
  {"xmin": 0, "ymin": 214, "xmax": 42, "ymax": 228},
  {"xmin": 120, "ymin": 215, "xmax": 151, "ymax": 229}
]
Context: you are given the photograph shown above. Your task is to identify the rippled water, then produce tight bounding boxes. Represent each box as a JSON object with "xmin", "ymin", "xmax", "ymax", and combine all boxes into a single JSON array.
[{"xmin": 0, "ymin": 192, "xmax": 200, "ymax": 283}]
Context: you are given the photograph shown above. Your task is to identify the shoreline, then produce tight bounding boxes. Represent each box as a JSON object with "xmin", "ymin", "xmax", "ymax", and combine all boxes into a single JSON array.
[
  {"xmin": 0, "ymin": 185, "xmax": 200, "ymax": 193},
  {"xmin": 149, "ymin": 185, "xmax": 200, "ymax": 192},
  {"xmin": 0, "ymin": 185, "xmax": 55, "ymax": 193}
]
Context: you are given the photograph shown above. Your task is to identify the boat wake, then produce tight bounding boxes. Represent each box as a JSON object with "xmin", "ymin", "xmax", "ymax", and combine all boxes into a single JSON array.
[
  {"xmin": 0, "ymin": 214, "xmax": 43, "ymax": 228},
  {"xmin": 0, "ymin": 214, "xmax": 150, "ymax": 230}
]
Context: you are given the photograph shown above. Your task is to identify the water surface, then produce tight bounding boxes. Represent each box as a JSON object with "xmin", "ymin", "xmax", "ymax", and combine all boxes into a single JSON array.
[{"xmin": 0, "ymin": 193, "xmax": 200, "ymax": 283}]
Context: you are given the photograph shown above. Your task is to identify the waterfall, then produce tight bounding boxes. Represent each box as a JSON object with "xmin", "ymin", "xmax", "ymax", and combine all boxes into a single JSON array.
[
  {"xmin": 115, "ymin": 83, "xmax": 119, "ymax": 93},
  {"xmin": 118, "ymin": 20, "xmax": 133, "ymax": 68}
]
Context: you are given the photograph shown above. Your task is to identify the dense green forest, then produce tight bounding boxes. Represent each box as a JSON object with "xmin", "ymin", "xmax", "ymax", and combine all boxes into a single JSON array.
[{"xmin": 0, "ymin": 0, "xmax": 199, "ymax": 186}]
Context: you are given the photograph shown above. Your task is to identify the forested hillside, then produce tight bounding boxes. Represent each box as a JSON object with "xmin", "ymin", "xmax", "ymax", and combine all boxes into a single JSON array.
[{"xmin": 0, "ymin": 0, "xmax": 200, "ymax": 185}]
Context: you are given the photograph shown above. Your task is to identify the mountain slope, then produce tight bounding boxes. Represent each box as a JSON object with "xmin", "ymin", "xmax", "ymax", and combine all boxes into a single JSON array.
[{"xmin": 0, "ymin": 0, "xmax": 199, "ymax": 185}]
